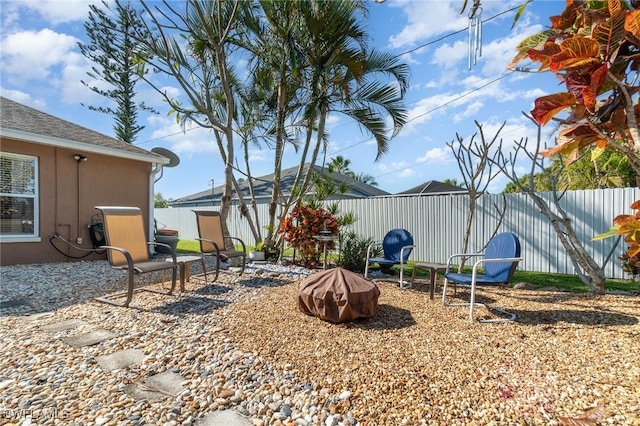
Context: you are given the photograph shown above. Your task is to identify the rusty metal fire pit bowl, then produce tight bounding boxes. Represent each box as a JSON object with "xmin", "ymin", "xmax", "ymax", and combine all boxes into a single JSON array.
[{"xmin": 297, "ymin": 267, "xmax": 380, "ymax": 323}]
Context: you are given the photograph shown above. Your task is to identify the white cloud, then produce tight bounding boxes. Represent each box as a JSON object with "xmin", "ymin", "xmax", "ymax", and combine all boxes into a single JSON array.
[
  {"xmin": 454, "ymin": 100, "xmax": 484, "ymax": 122},
  {"xmin": 158, "ymin": 86, "xmax": 182, "ymax": 101},
  {"xmin": 8, "ymin": 0, "xmax": 100, "ymax": 25},
  {"xmin": 431, "ymin": 40, "xmax": 468, "ymax": 71},
  {"xmin": 416, "ymin": 147, "xmax": 451, "ymax": 164},
  {"xmin": 388, "ymin": 1, "xmax": 467, "ymax": 49},
  {"xmin": 60, "ymin": 52, "xmax": 99, "ymax": 104},
  {"xmin": 146, "ymin": 116, "xmax": 217, "ymax": 155},
  {"xmin": 1, "ymin": 29, "xmax": 79, "ymax": 82},
  {"xmin": 398, "ymin": 168, "xmax": 415, "ymax": 178},
  {"xmin": 0, "ymin": 88, "xmax": 46, "ymax": 109},
  {"xmin": 248, "ymin": 148, "xmax": 269, "ymax": 163},
  {"xmin": 376, "ymin": 160, "xmax": 406, "ymax": 172}
]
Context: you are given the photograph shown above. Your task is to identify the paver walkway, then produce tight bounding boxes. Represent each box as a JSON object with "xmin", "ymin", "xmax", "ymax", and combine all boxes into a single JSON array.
[{"xmin": 35, "ymin": 315, "xmax": 252, "ymax": 425}]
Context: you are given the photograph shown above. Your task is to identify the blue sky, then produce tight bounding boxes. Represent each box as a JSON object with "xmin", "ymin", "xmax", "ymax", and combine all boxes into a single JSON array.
[{"xmin": 0, "ymin": 0, "xmax": 565, "ymax": 200}]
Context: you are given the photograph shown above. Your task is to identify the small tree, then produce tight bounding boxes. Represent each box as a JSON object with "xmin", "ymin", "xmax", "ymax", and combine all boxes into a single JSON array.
[
  {"xmin": 509, "ymin": 0, "xmax": 640, "ymax": 261},
  {"xmin": 154, "ymin": 192, "xmax": 168, "ymax": 208},
  {"xmin": 78, "ymin": 0, "xmax": 156, "ymax": 144},
  {"xmin": 491, "ymin": 113, "xmax": 617, "ymax": 294},
  {"xmin": 447, "ymin": 121, "xmax": 507, "ymax": 267}
]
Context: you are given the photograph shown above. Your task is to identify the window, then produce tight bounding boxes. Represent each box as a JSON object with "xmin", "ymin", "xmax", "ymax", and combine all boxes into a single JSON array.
[{"xmin": 0, "ymin": 153, "xmax": 39, "ymax": 240}]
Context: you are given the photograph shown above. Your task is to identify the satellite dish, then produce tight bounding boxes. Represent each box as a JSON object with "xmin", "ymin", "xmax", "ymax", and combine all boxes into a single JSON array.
[{"xmin": 151, "ymin": 147, "xmax": 180, "ymax": 168}]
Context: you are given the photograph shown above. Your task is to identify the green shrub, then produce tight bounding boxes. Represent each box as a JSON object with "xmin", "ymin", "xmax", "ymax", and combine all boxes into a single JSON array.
[{"xmin": 337, "ymin": 231, "xmax": 379, "ymax": 273}]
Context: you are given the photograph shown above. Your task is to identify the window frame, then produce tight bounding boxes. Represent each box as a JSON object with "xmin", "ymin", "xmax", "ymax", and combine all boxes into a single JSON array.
[{"xmin": 0, "ymin": 152, "xmax": 40, "ymax": 243}]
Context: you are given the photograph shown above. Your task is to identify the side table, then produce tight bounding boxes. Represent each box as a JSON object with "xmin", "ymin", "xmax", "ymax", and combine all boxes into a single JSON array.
[
  {"xmin": 164, "ymin": 255, "xmax": 207, "ymax": 292},
  {"xmin": 410, "ymin": 262, "xmax": 447, "ymax": 300}
]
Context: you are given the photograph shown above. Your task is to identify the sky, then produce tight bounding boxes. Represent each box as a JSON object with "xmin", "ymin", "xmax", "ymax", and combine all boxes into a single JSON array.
[{"xmin": 0, "ymin": 0, "xmax": 567, "ymax": 200}]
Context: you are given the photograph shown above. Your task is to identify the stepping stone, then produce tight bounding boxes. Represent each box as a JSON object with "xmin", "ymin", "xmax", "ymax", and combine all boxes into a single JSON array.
[
  {"xmin": 195, "ymin": 411, "xmax": 252, "ymax": 426},
  {"xmin": 96, "ymin": 349, "xmax": 146, "ymax": 372},
  {"xmin": 40, "ymin": 319, "xmax": 88, "ymax": 332},
  {"xmin": 62, "ymin": 329, "xmax": 116, "ymax": 347},
  {"xmin": 21, "ymin": 312, "xmax": 54, "ymax": 321},
  {"xmin": 123, "ymin": 371, "xmax": 185, "ymax": 401}
]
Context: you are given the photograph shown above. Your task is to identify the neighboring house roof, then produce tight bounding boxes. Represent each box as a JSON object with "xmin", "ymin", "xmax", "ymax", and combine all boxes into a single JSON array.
[
  {"xmin": 0, "ymin": 97, "xmax": 167, "ymax": 165},
  {"xmin": 396, "ymin": 180, "xmax": 467, "ymax": 196},
  {"xmin": 171, "ymin": 164, "xmax": 389, "ymax": 206}
]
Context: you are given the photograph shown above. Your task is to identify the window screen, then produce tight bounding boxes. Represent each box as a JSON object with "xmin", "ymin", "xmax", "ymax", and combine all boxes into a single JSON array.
[{"xmin": 0, "ymin": 153, "xmax": 38, "ymax": 236}]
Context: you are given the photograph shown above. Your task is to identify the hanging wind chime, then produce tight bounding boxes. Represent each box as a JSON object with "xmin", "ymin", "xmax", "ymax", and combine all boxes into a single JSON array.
[{"xmin": 461, "ymin": 0, "xmax": 483, "ymax": 70}]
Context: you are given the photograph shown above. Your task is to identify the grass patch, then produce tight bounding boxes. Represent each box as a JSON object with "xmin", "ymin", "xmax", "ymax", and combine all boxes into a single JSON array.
[
  {"xmin": 404, "ymin": 261, "xmax": 637, "ymax": 293},
  {"xmin": 177, "ymin": 239, "xmax": 294, "ymax": 256},
  {"xmin": 179, "ymin": 240, "xmax": 638, "ymax": 293},
  {"xmin": 177, "ymin": 239, "xmax": 201, "ymax": 254}
]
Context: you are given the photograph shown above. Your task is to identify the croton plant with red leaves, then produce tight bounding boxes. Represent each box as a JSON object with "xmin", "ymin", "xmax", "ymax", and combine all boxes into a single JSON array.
[
  {"xmin": 595, "ymin": 199, "xmax": 640, "ymax": 273},
  {"xmin": 279, "ymin": 205, "xmax": 340, "ymax": 268},
  {"xmin": 510, "ymin": 0, "xmax": 640, "ymax": 259}
]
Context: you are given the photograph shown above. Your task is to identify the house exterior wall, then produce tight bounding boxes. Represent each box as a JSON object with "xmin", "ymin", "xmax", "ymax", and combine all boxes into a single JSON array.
[{"xmin": 1, "ymin": 138, "xmax": 153, "ymax": 265}]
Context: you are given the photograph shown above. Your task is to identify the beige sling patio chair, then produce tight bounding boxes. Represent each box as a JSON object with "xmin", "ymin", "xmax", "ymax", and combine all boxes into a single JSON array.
[
  {"xmin": 95, "ymin": 206, "xmax": 178, "ymax": 307},
  {"xmin": 193, "ymin": 210, "xmax": 247, "ymax": 282}
]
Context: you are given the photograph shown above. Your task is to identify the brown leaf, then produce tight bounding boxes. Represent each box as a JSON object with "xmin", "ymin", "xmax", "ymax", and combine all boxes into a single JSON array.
[
  {"xmin": 550, "ymin": 2, "xmax": 579, "ymax": 30},
  {"xmin": 527, "ymin": 42, "xmax": 562, "ymax": 71},
  {"xmin": 583, "ymin": 64, "xmax": 608, "ymax": 111},
  {"xmin": 558, "ymin": 403, "xmax": 605, "ymax": 425},
  {"xmin": 531, "ymin": 93, "xmax": 576, "ymax": 125},
  {"xmin": 592, "ymin": 10, "xmax": 627, "ymax": 59},
  {"xmin": 550, "ymin": 38, "xmax": 601, "ymax": 72},
  {"xmin": 625, "ymin": 10, "xmax": 640, "ymax": 40}
]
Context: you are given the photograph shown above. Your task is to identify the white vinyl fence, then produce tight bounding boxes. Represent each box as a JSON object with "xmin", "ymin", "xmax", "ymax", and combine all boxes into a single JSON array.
[{"xmin": 154, "ymin": 187, "xmax": 640, "ymax": 279}]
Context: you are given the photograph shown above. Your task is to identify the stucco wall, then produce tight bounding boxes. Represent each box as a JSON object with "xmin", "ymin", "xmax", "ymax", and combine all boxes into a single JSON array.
[{"xmin": 1, "ymin": 138, "xmax": 153, "ymax": 265}]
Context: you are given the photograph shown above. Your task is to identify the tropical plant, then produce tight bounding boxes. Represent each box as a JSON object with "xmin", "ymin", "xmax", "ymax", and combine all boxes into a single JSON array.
[
  {"xmin": 279, "ymin": 204, "xmax": 340, "ymax": 268},
  {"xmin": 154, "ymin": 192, "xmax": 169, "ymax": 208},
  {"xmin": 336, "ymin": 231, "xmax": 376, "ymax": 273},
  {"xmin": 119, "ymin": 0, "xmax": 249, "ymax": 239},
  {"xmin": 328, "ymin": 156, "xmax": 353, "ymax": 175},
  {"xmin": 442, "ymin": 178, "xmax": 464, "ymax": 187},
  {"xmin": 509, "ymin": 0, "xmax": 640, "ymax": 260},
  {"xmin": 503, "ymin": 149, "xmax": 637, "ymax": 193},
  {"xmin": 327, "ymin": 156, "xmax": 378, "ymax": 185},
  {"xmin": 112, "ymin": 0, "xmax": 406, "ymax": 253},
  {"xmin": 490, "ymin": 113, "xmax": 614, "ymax": 294},
  {"xmin": 246, "ymin": 0, "xmax": 409, "ymax": 251},
  {"xmin": 78, "ymin": 0, "xmax": 156, "ymax": 144}
]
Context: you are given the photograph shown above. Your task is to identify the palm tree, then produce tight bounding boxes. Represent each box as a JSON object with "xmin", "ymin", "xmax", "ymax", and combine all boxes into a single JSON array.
[
  {"xmin": 352, "ymin": 172, "xmax": 378, "ymax": 187},
  {"xmin": 245, "ymin": 0, "xmax": 409, "ymax": 248},
  {"xmin": 328, "ymin": 156, "xmax": 352, "ymax": 175}
]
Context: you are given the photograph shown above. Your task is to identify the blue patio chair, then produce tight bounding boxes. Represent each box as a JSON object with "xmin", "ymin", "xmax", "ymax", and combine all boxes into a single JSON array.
[
  {"xmin": 442, "ymin": 232, "xmax": 522, "ymax": 322},
  {"xmin": 364, "ymin": 228, "xmax": 415, "ymax": 288}
]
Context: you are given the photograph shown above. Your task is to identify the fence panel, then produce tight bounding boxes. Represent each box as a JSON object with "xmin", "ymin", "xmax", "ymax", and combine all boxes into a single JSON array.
[{"xmin": 155, "ymin": 187, "xmax": 639, "ymax": 279}]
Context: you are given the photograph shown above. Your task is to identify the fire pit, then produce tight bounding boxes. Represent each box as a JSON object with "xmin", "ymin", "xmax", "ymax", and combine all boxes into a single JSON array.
[{"xmin": 297, "ymin": 267, "xmax": 380, "ymax": 323}]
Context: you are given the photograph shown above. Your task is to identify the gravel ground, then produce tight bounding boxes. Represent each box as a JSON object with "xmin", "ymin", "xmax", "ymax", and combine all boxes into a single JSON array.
[{"xmin": 1, "ymin": 260, "xmax": 639, "ymax": 426}]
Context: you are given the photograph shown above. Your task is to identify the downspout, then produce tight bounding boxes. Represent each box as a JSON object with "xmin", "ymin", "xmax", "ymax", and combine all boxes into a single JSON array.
[{"xmin": 149, "ymin": 162, "xmax": 164, "ymax": 254}]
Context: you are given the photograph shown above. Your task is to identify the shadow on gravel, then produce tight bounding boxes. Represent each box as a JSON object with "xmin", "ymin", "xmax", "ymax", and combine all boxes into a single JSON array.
[
  {"xmin": 194, "ymin": 284, "xmax": 233, "ymax": 296},
  {"xmin": 513, "ymin": 308, "xmax": 638, "ymax": 326},
  {"xmin": 354, "ymin": 304, "xmax": 416, "ymax": 330},
  {"xmin": 150, "ymin": 296, "xmax": 231, "ymax": 316},
  {"xmin": 236, "ymin": 276, "xmax": 292, "ymax": 288}
]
